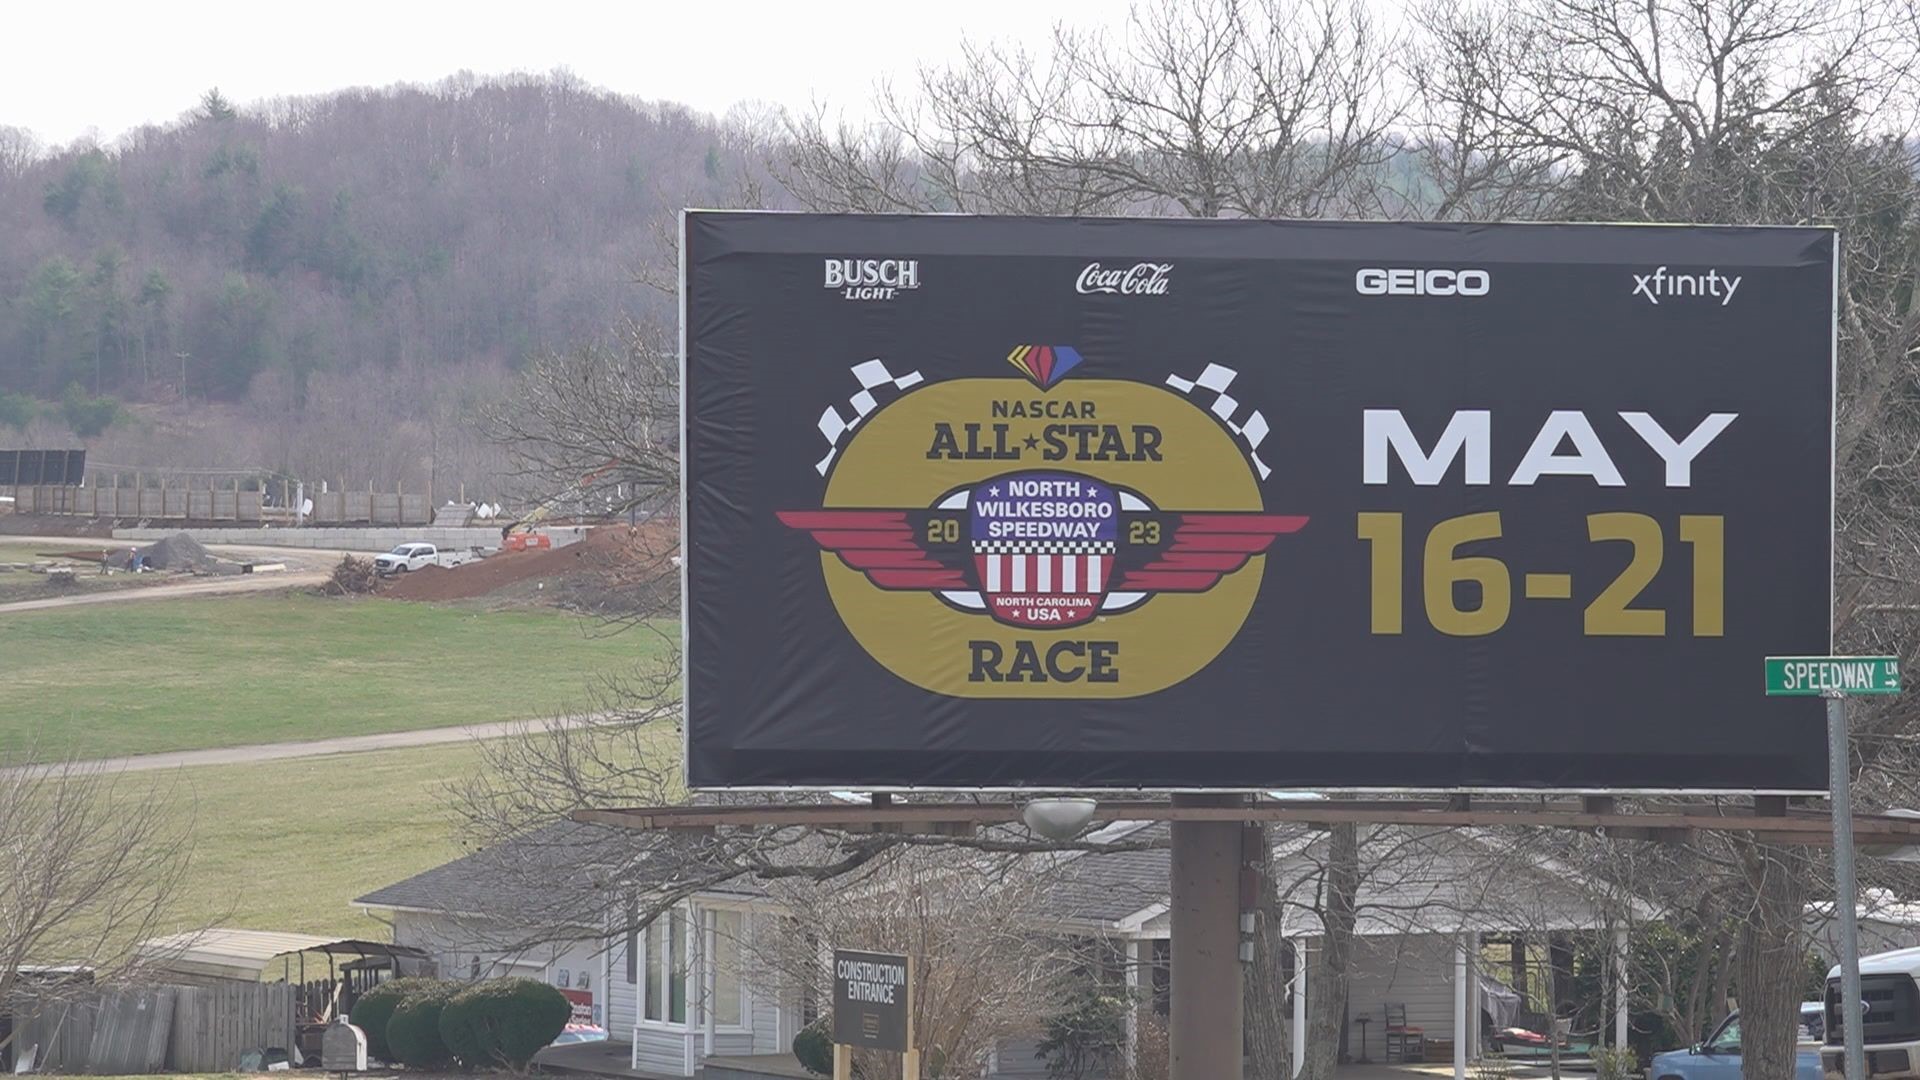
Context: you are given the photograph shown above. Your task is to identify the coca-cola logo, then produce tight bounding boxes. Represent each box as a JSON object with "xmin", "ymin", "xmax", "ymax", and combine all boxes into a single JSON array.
[{"xmin": 1075, "ymin": 262, "xmax": 1172, "ymax": 296}]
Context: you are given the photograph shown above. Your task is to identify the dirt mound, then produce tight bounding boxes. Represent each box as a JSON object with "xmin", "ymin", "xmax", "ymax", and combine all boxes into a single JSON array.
[
  {"xmin": 136, "ymin": 532, "xmax": 217, "ymax": 571},
  {"xmin": 384, "ymin": 524, "xmax": 677, "ymax": 608}
]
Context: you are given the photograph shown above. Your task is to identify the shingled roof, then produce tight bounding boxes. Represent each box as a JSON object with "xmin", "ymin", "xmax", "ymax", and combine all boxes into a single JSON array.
[{"xmin": 353, "ymin": 820, "xmax": 763, "ymax": 921}]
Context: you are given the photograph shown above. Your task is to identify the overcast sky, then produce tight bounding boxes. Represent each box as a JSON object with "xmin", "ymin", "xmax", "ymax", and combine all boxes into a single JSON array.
[{"xmin": 3, "ymin": 0, "xmax": 1130, "ymax": 148}]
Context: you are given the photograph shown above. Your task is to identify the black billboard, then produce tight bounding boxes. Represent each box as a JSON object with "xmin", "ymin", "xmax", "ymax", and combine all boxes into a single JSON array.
[
  {"xmin": 0, "ymin": 449, "xmax": 87, "ymax": 487},
  {"xmin": 684, "ymin": 213, "xmax": 1834, "ymax": 792}
]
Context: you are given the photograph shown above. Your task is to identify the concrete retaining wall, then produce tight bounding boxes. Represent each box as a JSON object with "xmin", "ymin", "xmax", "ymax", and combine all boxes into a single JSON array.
[{"xmin": 111, "ymin": 525, "xmax": 589, "ymax": 553}]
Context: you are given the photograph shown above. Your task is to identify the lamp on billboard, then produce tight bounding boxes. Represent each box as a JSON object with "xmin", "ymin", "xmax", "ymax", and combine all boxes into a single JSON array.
[{"xmin": 1022, "ymin": 798, "xmax": 1097, "ymax": 840}]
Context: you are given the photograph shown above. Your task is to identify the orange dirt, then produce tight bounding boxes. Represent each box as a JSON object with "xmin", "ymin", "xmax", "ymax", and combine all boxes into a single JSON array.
[{"xmin": 381, "ymin": 523, "xmax": 677, "ymax": 603}]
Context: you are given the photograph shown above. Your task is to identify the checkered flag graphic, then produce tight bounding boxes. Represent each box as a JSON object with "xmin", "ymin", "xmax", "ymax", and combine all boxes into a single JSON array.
[
  {"xmin": 1165, "ymin": 362, "xmax": 1272, "ymax": 480},
  {"xmin": 815, "ymin": 358, "xmax": 925, "ymax": 475}
]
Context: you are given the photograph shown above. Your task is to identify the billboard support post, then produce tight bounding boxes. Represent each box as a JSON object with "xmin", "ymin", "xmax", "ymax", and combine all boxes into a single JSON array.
[
  {"xmin": 1169, "ymin": 793, "xmax": 1244, "ymax": 1080},
  {"xmin": 1830, "ymin": 690, "xmax": 1865, "ymax": 1080}
]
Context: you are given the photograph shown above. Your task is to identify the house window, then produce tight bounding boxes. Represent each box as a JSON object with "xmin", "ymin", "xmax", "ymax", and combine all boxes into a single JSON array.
[
  {"xmin": 643, "ymin": 908, "xmax": 689, "ymax": 1024},
  {"xmin": 712, "ymin": 909, "xmax": 744, "ymax": 1027}
]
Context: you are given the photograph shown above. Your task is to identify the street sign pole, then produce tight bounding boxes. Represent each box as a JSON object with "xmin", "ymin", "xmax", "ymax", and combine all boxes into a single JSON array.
[
  {"xmin": 1830, "ymin": 689, "xmax": 1866, "ymax": 1080},
  {"xmin": 1767, "ymin": 655, "xmax": 1899, "ymax": 1080}
]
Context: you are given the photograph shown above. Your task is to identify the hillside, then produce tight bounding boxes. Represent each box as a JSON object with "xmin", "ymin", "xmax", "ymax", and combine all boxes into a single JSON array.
[{"xmin": 0, "ymin": 73, "xmax": 749, "ymax": 408}]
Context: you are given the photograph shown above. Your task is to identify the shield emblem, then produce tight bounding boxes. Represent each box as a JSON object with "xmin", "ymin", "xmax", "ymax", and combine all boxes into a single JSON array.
[{"xmin": 968, "ymin": 471, "xmax": 1117, "ymax": 628}]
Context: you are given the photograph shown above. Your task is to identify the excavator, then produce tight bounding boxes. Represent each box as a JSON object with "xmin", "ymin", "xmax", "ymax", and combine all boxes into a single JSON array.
[{"xmin": 500, "ymin": 460, "xmax": 619, "ymax": 547}]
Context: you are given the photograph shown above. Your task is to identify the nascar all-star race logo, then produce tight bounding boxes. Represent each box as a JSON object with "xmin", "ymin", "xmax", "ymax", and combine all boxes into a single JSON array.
[{"xmin": 779, "ymin": 346, "xmax": 1307, "ymax": 698}]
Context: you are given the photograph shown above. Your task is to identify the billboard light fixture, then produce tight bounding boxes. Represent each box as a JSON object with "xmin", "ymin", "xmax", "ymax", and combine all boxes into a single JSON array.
[{"xmin": 1023, "ymin": 798, "xmax": 1098, "ymax": 840}]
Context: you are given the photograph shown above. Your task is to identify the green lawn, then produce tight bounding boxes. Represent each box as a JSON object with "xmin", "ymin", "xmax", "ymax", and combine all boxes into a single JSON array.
[
  {"xmin": 150, "ymin": 742, "xmax": 486, "ymax": 937},
  {"xmin": 0, "ymin": 593, "xmax": 671, "ymax": 761}
]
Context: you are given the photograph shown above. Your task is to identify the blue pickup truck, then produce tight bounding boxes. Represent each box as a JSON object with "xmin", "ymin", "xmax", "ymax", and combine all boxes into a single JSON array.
[{"xmin": 1647, "ymin": 1004, "xmax": 1825, "ymax": 1080}]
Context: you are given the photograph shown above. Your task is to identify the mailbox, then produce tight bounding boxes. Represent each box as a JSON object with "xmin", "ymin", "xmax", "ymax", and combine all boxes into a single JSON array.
[{"xmin": 321, "ymin": 1021, "xmax": 367, "ymax": 1073}]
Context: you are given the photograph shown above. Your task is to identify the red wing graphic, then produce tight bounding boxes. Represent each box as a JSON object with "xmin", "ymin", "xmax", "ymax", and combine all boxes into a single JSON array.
[
  {"xmin": 776, "ymin": 510, "xmax": 968, "ymax": 590},
  {"xmin": 1112, "ymin": 513, "xmax": 1309, "ymax": 592}
]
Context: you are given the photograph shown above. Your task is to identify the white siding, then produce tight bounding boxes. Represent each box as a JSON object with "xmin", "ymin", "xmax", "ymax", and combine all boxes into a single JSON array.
[
  {"xmin": 706, "ymin": 1033, "xmax": 755, "ymax": 1058},
  {"xmin": 609, "ymin": 926, "xmax": 639, "ymax": 1036},
  {"xmin": 1345, "ymin": 933, "xmax": 1468, "ymax": 1062},
  {"xmin": 633, "ymin": 1029, "xmax": 691, "ymax": 1077},
  {"xmin": 388, "ymin": 911, "xmax": 548, "ymax": 981}
]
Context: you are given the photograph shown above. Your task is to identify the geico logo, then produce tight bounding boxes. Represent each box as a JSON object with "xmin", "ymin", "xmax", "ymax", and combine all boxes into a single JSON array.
[{"xmin": 1354, "ymin": 268, "xmax": 1491, "ymax": 296}]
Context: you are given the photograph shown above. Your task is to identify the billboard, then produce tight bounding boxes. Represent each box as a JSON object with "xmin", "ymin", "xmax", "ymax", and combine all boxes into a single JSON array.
[
  {"xmin": 684, "ymin": 213, "xmax": 1834, "ymax": 792},
  {"xmin": 0, "ymin": 449, "xmax": 87, "ymax": 487}
]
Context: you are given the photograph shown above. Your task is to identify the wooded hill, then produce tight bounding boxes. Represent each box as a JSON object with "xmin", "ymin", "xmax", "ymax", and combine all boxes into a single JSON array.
[{"xmin": 0, "ymin": 74, "xmax": 739, "ymax": 407}]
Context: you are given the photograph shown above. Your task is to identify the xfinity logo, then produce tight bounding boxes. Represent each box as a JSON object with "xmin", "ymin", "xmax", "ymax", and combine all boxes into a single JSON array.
[
  {"xmin": 1076, "ymin": 262, "xmax": 1172, "ymax": 296},
  {"xmin": 824, "ymin": 258, "xmax": 920, "ymax": 301},
  {"xmin": 1355, "ymin": 267, "xmax": 1490, "ymax": 297},
  {"xmin": 1631, "ymin": 266, "xmax": 1742, "ymax": 306}
]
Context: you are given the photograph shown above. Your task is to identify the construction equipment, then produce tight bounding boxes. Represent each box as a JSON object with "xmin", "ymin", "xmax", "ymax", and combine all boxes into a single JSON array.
[{"xmin": 501, "ymin": 460, "xmax": 618, "ymax": 543}]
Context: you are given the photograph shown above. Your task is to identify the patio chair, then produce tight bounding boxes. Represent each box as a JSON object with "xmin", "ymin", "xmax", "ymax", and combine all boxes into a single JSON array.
[{"xmin": 1384, "ymin": 1003, "xmax": 1426, "ymax": 1063}]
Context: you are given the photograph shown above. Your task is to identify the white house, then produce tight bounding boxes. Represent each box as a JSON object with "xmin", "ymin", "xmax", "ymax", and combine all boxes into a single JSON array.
[
  {"xmin": 353, "ymin": 823, "xmax": 806, "ymax": 1078},
  {"xmin": 355, "ymin": 819, "xmax": 1647, "ymax": 1080}
]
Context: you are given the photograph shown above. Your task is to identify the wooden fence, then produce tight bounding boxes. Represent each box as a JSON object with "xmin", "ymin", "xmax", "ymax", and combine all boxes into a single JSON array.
[
  {"xmin": 7, "ymin": 986, "xmax": 177, "ymax": 1074},
  {"xmin": 308, "ymin": 490, "xmax": 430, "ymax": 525},
  {"xmin": 167, "ymin": 981, "xmax": 295, "ymax": 1072},
  {"xmin": 7, "ymin": 982, "xmax": 293, "ymax": 1074},
  {"xmin": 7, "ymin": 485, "xmax": 264, "ymax": 522}
]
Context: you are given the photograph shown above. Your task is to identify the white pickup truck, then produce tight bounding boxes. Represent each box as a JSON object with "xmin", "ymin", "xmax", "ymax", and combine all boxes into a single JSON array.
[
  {"xmin": 1820, "ymin": 946, "xmax": 1920, "ymax": 1080},
  {"xmin": 373, "ymin": 542, "xmax": 441, "ymax": 575}
]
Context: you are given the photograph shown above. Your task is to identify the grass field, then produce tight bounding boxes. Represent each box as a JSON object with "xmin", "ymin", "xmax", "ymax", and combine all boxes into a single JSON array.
[
  {"xmin": 149, "ymin": 742, "xmax": 484, "ymax": 936},
  {"xmin": 0, "ymin": 593, "xmax": 672, "ymax": 761}
]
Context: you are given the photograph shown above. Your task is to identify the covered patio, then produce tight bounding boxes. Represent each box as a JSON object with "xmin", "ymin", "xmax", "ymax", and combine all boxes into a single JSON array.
[{"xmin": 1033, "ymin": 823, "xmax": 1648, "ymax": 1080}]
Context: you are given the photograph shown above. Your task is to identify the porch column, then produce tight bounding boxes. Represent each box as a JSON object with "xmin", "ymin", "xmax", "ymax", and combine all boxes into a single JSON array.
[
  {"xmin": 1291, "ymin": 939, "xmax": 1307, "ymax": 1079},
  {"xmin": 1170, "ymin": 793, "xmax": 1245, "ymax": 1080},
  {"xmin": 1454, "ymin": 935, "xmax": 1469, "ymax": 1080},
  {"xmin": 703, "ymin": 910, "xmax": 718, "ymax": 1056},
  {"xmin": 1612, "ymin": 927, "xmax": 1630, "ymax": 1049}
]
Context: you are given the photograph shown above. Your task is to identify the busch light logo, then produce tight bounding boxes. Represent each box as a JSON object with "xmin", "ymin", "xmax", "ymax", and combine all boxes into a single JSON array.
[
  {"xmin": 824, "ymin": 258, "xmax": 920, "ymax": 301},
  {"xmin": 1076, "ymin": 262, "xmax": 1172, "ymax": 296}
]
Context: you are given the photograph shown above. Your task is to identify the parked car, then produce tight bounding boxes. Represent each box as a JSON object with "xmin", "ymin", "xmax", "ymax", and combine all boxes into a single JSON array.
[
  {"xmin": 373, "ymin": 542, "xmax": 438, "ymax": 575},
  {"xmin": 550, "ymin": 1023, "xmax": 607, "ymax": 1046},
  {"xmin": 1648, "ymin": 1005, "xmax": 1825, "ymax": 1080}
]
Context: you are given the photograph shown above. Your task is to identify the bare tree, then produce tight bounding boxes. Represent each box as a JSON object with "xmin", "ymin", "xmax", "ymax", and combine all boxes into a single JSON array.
[
  {"xmin": 0, "ymin": 755, "xmax": 194, "ymax": 1056},
  {"xmin": 782, "ymin": 0, "xmax": 1399, "ymax": 220},
  {"xmin": 484, "ymin": 318, "xmax": 680, "ymax": 530},
  {"xmin": 0, "ymin": 125, "xmax": 39, "ymax": 182},
  {"xmin": 752, "ymin": 848, "xmax": 1071, "ymax": 1080}
]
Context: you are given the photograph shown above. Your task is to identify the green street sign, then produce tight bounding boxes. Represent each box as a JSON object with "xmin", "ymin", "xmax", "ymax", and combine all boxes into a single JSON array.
[{"xmin": 1765, "ymin": 656, "xmax": 1902, "ymax": 696}]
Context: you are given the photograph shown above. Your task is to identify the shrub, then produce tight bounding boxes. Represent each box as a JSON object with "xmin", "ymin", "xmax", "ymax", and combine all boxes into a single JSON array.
[
  {"xmin": 1591, "ymin": 1045, "xmax": 1639, "ymax": 1080},
  {"xmin": 438, "ymin": 977, "xmax": 572, "ymax": 1070},
  {"xmin": 387, "ymin": 982, "xmax": 459, "ymax": 1069},
  {"xmin": 1037, "ymin": 986, "xmax": 1128, "ymax": 1080},
  {"xmin": 349, "ymin": 977, "xmax": 443, "ymax": 1062},
  {"xmin": 793, "ymin": 1019, "xmax": 833, "ymax": 1076}
]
